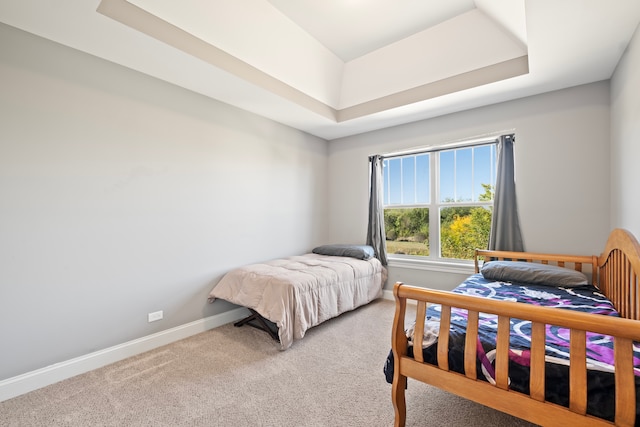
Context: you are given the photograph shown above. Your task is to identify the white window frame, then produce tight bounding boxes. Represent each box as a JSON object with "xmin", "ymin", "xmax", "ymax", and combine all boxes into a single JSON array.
[{"xmin": 383, "ymin": 137, "xmax": 497, "ymax": 269}]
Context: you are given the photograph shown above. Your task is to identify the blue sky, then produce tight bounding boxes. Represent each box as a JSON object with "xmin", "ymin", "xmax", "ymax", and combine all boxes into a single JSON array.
[{"xmin": 384, "ymin": 144, "xmax": 496, "ymax": 205}]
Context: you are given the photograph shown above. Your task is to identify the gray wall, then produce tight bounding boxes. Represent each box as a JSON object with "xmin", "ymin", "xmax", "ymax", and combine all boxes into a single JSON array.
[
  {"xmin": 328, "ymin": 82, "xmax": 612, "ymax": 290},
  {"xmin": 611, "ymin": 22, "xmax": 640, "ymax": 238},
  {"xmin": 0, "ymin": 24, "xmax": 328, "ymax": 381},
  {"xmin": 3, "ymin": 16, "xmax": 637, "ymax": 384}
]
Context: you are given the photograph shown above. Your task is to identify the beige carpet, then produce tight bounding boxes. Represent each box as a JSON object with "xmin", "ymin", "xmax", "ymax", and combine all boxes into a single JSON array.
[{"xmin": 0, "ymin": 299, "xmax": 537, "ymax": 426}]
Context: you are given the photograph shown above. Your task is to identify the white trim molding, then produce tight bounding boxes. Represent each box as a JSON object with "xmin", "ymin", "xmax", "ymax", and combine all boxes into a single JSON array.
[
  {"xmin": 388, "ymin": 257, "xmax": 475, "ymax": 275},
  {"xmin": 0, "ymin": 307, "xmax": 249, "ymax": 403}
]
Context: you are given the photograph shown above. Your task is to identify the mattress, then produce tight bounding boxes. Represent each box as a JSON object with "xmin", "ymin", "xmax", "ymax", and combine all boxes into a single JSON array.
[{"xmin": 209, "ymin": 253, "xmax": 387, "ymax": 349}]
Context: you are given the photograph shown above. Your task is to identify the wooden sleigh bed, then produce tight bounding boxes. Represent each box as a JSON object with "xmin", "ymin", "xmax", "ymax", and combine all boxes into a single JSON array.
[{"xmin": 387, "ymin": 228, "xmax": 640, "ymax": 426}]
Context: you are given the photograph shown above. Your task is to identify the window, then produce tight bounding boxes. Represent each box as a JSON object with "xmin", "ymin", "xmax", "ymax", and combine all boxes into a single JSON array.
[{"xmin": 383, "ymin": 142, "xmax": 497, "ymax": 261}]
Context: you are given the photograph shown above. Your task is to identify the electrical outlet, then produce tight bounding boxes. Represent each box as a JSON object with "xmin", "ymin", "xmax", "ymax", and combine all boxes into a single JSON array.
[{"xmin": 148, "ymin": 310, "xmax": 163, "ymax": 322}]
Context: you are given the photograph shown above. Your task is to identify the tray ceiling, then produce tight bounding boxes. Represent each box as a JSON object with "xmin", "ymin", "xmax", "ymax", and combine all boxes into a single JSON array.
[{"xmin": 1, "ymin": 0, "xmax": 639, "ymax": 139}]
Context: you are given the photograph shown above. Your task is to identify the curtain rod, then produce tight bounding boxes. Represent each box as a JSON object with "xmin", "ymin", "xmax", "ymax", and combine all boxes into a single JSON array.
[{"xmin": 370, "ymin": 131, "xmax": 515, "ymax": 161}]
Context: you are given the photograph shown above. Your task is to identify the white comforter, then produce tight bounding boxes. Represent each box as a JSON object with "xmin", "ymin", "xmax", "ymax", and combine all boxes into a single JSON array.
[{"xmin": 208, "ymin": 253, "xmax": 387, "ymax": 349}]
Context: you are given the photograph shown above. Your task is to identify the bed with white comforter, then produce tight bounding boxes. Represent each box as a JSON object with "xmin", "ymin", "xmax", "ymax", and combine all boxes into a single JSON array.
[{"xmin": 208, "ymin": 247, "xmax": 387, "ymax": 349}]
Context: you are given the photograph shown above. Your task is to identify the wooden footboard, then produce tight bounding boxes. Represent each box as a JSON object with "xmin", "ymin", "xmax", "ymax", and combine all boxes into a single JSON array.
[{"xmin": 391, "ymin": 229, "xmax": 640, "ymax": 427}]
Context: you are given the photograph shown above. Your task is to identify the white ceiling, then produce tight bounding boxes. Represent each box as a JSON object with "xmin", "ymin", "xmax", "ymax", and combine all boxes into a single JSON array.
[
  {"xmin": 1, "ymin": 0, "xmax": 639, "ymax": 140},
  {"xmin": 266, "ymin": 0, "xmax": 479, "ymax": 61}
]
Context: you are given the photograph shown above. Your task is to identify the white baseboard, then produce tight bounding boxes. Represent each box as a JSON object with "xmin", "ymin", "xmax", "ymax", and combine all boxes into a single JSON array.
[{"xmin": 0, "ymin": 307, "xmax": 249, "ymax": 403}]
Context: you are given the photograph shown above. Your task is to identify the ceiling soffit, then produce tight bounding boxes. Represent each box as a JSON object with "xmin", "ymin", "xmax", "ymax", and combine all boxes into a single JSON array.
[{"xmin": 98, "ymin": 0, "xmax": 529, "ymax": 123}]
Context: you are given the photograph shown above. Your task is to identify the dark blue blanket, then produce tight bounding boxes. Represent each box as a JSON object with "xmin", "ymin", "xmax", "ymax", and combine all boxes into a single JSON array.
[{"xmin": 384, "ymin": 274, "xmax": 640, "ymax": 423}]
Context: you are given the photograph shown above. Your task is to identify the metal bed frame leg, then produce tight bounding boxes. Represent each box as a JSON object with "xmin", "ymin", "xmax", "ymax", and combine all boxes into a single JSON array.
[{"xmin": 234, "ymin": 309, "xmax": 280, "ymax": 342}]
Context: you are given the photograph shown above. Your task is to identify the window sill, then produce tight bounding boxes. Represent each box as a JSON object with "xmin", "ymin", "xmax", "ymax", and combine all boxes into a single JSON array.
[{"xmin": 387, "ymin": 256, "xmax": 475, "ymax": 275}]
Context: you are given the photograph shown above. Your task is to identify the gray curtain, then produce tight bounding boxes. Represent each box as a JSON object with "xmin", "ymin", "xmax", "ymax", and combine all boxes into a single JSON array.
[
  {"xmin": 366, "ymin": 155, "xmax": 388, "ymax": 265},
  {"xmin": 488, "ymin": 134, "xmax": 524, "ymax": 251}
]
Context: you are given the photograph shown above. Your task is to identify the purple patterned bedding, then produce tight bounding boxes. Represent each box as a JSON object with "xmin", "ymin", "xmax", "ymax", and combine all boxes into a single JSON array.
[{"xmin": 384, "ymin": 273, "xmax": 640, "ymax": 422}]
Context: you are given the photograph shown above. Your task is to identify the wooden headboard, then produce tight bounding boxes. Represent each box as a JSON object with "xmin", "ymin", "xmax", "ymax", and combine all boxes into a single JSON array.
[
  {"xmin": 474, "ymin": 249, "xmax": 597, "ymax": 284},
  {"xmin": 597, "ymin": 228, "xmax": 640, "ymax": 320},
  {"xmin": 475, "ymin": 228, "xmax": 640, "ymax": 321}
]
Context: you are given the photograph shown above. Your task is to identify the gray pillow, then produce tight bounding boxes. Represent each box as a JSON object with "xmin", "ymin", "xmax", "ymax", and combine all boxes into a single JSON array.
[
  {"xmin": 312, "ymin": 244, "xmax": 375, "ymax": 260},
  {"xmin": 481, "ymin": 260, "xmax": 588, "ymax": 287}
]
